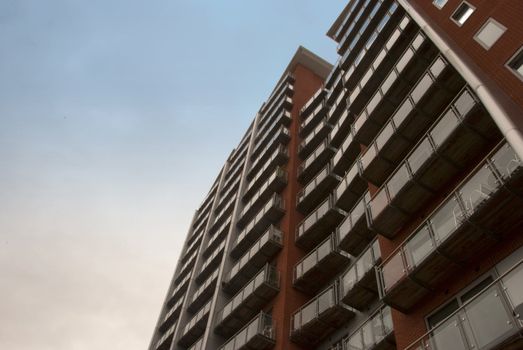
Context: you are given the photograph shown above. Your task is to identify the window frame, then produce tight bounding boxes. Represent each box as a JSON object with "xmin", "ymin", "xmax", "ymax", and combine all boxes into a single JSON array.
[
  {"xmin": 473, "ymin": 18, "xmax": 507, "ymax": 50},
  {"xmin": 506, "ymin": 46, "xmax": 523, "ymax": 82},
  {"xmin": 451, "ymin": 1, "xmax": 476, "ymax": 27}
]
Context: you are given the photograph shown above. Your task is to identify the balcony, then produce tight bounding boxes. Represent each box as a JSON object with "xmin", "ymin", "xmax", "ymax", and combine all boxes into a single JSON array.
[
  {"xmin": 299, "ymin": 119, "xmax": 334, "ymax": 159},
  {"xmin": 238, "ymin": 168, "xmax": 287, "ymax": 227},
  {"xmin": 156, "ymin": 323, "xmax": 176, "ymax": 350},
  {"xmin": 331, "ymin": 130, "xmax": 361, "ymax": 177},
  {"xmin": 406, "ymin": 259, "xmax": 523, "ymax": 350},
  {"xmin": 231, "ymin": 195, "xmax": 285, "ymax": 258},
  {"xmin": 215, "ymin": 265, "xmax": 280, "ymax": 337},
  {"xmin": 329, "ymin": 108, "xmax": 354, "ymax": 149},
  {"xmin": 342, "ymin": 306, "xmax": 395, "ymax": 350},
  {"xmin": 251, "ymin": 124, "xmax": 290, "ymax": 165},
  {"xmin": 335, "ymin": 159, "xmax": 367, "ymax": 212},
  {"xmin": 218, "ymin": 312, "xmax": 276, "ymax": 350},
  {"xmin": 247, "ymin": 145, "xmax": 288, "ymax": 185},
  {"xmin": 178, "ymin": 302, "xmax": 211, "ymax": 347},
  {"xmin": 256, "ymin": 99, "xmax": 292, "ymax": 145},
  {"xmin": 169, "ymin": 273, "xmax": 191, "ymax": 306},
  {"xmin": 350, "ymin": 32, "xmax": 438, "ymax": 146},
  {"xmin": 298, "ymin": 139, "xmax": 337, "ymax": 184},
  {"xmin": 360, "ymin": 56, "xmax": 465, "ymax": 186},
  {"xmin": 337, "ymin": 192, "xmax": 374, "ymax": 256},
  {"xmin": 290, "ymin": 282, "xmax": 356, "ymax": 346},
  {"xmin": 368, "ymin": 88, "xmax": 502, "ymax": 238},
  {"xmin": 300, "ymin": 101, "xmax": 327, "ymax": 137},
  {"xmin": 326, "ymin": 85, "xmax": 348, "ymax": 127},
  {"xmin": 204, "ymin": 216, "xmax": 231, "ymax": 258},
  {"xmin": 297, "ymin": 162, "xmax": 342, "ymax": 214},
  {"xmin": 296, "ymin": 195, "xmax": 347, "ymax": 250},
  {"xmin": 160, "ymin": 296, "xmax": 184, "ymax": 333},
  {"xmin": 377, "ymin": 142, "xmax": 523, "ymax": 312},
  {"xmin": 294, "ymin": 233, "xmax": 351, "ymax": 294},
  {"xmin": 301, "ymin": 87, "xmax": 326, "ymax": 118},
  {"xmin": 340, "ymin": 239, "xmax": 381, "ymax": 310},
  {"xmin": 337, "ymin": 0, "xmax": 378, "ymax": 57},
  {"xmin": 223, "ymin": 226, "xmax": 283, "ymax": 294},
  {"xmin": 188, "ymin": 269, "xmax": 219, "ymax": 313},
  {"xmin": 333, "ymin": 0, "xmax": 367, "ymax": 43}
]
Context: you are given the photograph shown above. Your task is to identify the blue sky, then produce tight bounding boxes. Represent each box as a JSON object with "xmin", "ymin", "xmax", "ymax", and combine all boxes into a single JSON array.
[{"xmin": 0, "ymin": 1, "xmax": 344, "ymax": 349}]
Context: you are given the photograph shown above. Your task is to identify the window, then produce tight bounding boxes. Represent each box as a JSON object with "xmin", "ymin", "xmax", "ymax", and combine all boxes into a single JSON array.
[
  {"xmin": 507, "ymin": 46, "xmax": 523, "ymax": 81},
  {"xmin": 474, "ymin": 18, "xmax": 506, "ymax": 49},
  {"xmin": 433, "ymin": 0, "xmax": 448, "ymax": 9},
  {"xmin": 451, "ymin": 2, "xmax": 475, "ymax": 26}
]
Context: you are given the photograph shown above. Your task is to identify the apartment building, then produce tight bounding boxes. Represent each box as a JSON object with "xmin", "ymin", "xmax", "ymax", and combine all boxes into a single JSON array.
[{"xmin": 149, "ymin": 1, "xmax": 523, "ymax": 349}]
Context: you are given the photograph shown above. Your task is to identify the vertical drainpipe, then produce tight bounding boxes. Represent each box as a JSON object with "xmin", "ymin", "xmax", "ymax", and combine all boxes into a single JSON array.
[{"xmin": 396, "ymin": 0, "xmax": 523, "ymax": 160}]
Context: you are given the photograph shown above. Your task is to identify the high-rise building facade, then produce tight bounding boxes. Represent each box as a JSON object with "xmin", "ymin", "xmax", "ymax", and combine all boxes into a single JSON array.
[{"xmin": 149, "ymin": 1, "xmax": 523, "ymax": 350}]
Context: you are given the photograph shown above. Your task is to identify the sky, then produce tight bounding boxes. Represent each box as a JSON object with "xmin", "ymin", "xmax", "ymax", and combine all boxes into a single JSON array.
[{"xmin": 0, "ymin": 1, "xmax": 344, "ymax": 349}]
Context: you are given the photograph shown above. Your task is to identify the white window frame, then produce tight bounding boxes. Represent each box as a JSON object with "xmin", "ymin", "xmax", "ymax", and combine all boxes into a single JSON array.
[
  {"xmin": 451, "ymin": 1, "xmax": 476, "ymax": 27},
  {"xmin": 474, "ymin": 18, "xmax": 507, "ymax": 50},
  {"xmin": 506, "ymin": 46, "xmax": 523, "ymax": 82}
]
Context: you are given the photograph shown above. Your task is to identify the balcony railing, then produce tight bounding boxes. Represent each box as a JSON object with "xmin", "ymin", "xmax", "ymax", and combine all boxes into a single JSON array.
[
  {"xmin": 341, "ymin": 306, "xmax": 395, "ymax": 350},
  {"xmin": 223, "ymin": 226, "xmax": 282, "ymax": 294},
  {"xmin": 204, "ymin": 216, "xmax": 231, "ymax": 258},
  {"xmin": 300, "ymin": 86, "xmax": 326, "ymax": 119},
  {"xmin": 290, "ymin": 281, "xmax": 356, "ymax": 346},
  {"xmin": 337, "ymin": 191, "xmax": 373, "ymax": 256},
  {"xmin": 331, "ymin": 129, "xmax": 361, "ymax": 177},
  {"xmin": 255, "ymin": 100, "xmax": 292, "ymax": 148},
  {"xmin": 160, "ymin": 296, "xmax": 184, "ymax": 333},
  {"xmin": 178, "ymin": 301, "xmax": 211, "ymax": 347},
  {"xmin": 360, "ymin": 55, "xmax": 464, "ymax": 187},
  {"xmin": 299, "ymin": 119, "xmax": 334, "ymax": 159},
  {"xmin": 296, "ymin": 195, "xmax": 347, "ymax": 250},
  {"xmin": 231, "ymin": 195, "xmax": 285, "ymax": 258},
  {"xmin": 333, "ymin": 0, "xmax": 366, "ymax": 42},
  {"xmin": 298, "ymin": 139, "xmax": 337, "ymax": 184},
  {"xmin": 337, "ymin": 0, "xmax": 375, "ymax": 56},
  {"xmin": 218, "ymin": 312, "xmax": 276, "ymax": 350},
  {"xmin": 197, "ymin": 241, "xmax": 225, "ymax": 283},
  {"xmin": 377, "ymin": 142, "xmax": 523, "ymax": 312},
  {"xmin": 300, "ymin": 101, "xmax": 327, "ymax": 137},
  {"xmin": 247, "ymin": 145, "xmax": 288, "ymax": 185},
  {"xmin": 406, "ymin": 258, "xmax": 523, "ymax": 350},
  {"xmin": 169, "ymin": 273, "xmax": 190, "ymax": 306},
  {"xmin": 297, "ymin": 161, "xmax": 342, "ymax": 214},
  {"xmin": 326, "ymin": 85, "xmax": 348, "ymax": 127},
  {"xmin": 294, "ymin": 233, "xmax": 351, "ymax": 294},
  {"xmin": 238, "ymin": 167, "xmax": 287, "ymax": 226},
  {"xmin": 367, "ymin": 87, "xmax": 502, "ymax": 238},
  {"xmin": 335, "ymin": 158, "xmax": 367, "ymax": 212},
  {"xmin": 251, "ymin": 124, "xmax": 291, "ymax": 168},
  {"xmin": 340, "ymin": 239, "xmax": 381, "ymax": 310},
  {"xmin": 215, "ymin": 265, "xmax": 280, "ymax": 337},
  {"xmin": 156, "ymin": 322, "xmax": 176, "ymax": 350}
]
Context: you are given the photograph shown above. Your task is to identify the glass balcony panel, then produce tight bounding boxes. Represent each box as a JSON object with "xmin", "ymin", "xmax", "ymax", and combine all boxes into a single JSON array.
[
  {"xmin": 362, "ymin": 321, "xmax": 375, "ymax": 348},
  {"xmin": 491, "ymin": 143, "xmax": 521, "ymax": 179},
  {"xmin": 502, "ymin": 263, "xmax": 523, "ymax": 307},
  {"xmin": 302, "ymin": 303, "xmax": 316, "ymax": 325},
  {"xmin": 457, "ymin": 166, "xmax": 498, "ymax": 216},
  {"xmin": 354, "ymin": 112, "xmax": 366, "ymax": 132},
  {"xmin": 393, "ymin": 98, "xmax": 413, "ymax": 127},
  {"xmin": 318, "ymin": 288, "xmax": 334, "ymax": 314},
  {"xmin": 247, "ymin": 317, "xmax": 259, "ymax": 339},
  {"xmin": 431, "ymin": 316, "xmax": 468, "ymax": 350},
  {"xmin": 382, "ymin": 250, "xmax": 406, "ymax": 291},
  {"xmin": 378, "ymin": 13, "xmax": 391, "ymax": 32},
  {"xmin": 386, "ymin": 29, "xmax": 401, "ymax": 50},
  {"xmin": 303, "ymin": 254, "xmax": 316, "ymax": 274},
  {"xmin": 387, "ymin": 163, "xmax": 410, "ymax": 199},
  {"xmin": 361, "ymin": 145, "xmax": 377, "ymax": 170},
  {"xmin": 346, "ymin": 331, "xmax": 364, "ymax": 350},
  {"xmin": 372, "ymin": 313, "xmax": 386, "ymax": 343},
  {"xmin": 367, "ymin": 93, "xmax": 382, "ymax": 116},
  {"xmin": 412, "ymin": 33, "xmax": 425, "ymax": 49},
  {"xmin": 382, "ymin": 307, "xmax": 393, "ymax": 334},
  {"xmin": 374, "ymin": 50, "xmax": 387, "ymax": 70},
  {"xmin": 408, "ymin": 137, "xmax": 434, "ymax": 174},
  {"xmin": 411, "ymin": 74, "xmax": 433, "ymax": 104},
  {"xmin": 352, "ymin": 196, "xmax": 367, "ymax": 222},
  {"xmin": 454, "ymin": 90, "xmax": 475, "ymax": 117},
  {"xmin": 361, "ymin": 69, "xmax": 373, "ymax": 88},
  {"xmin": 367, "ymin": 32, "xmax": 378, "ymax": 50},
  {"xmin": 358, "ymin": 246, "xmax": 374, "ymax": 274},
  {"xmin": 370, "ymin": 189, "xmax": 388, "ymax": 220},
  {"xmin": 318, "ymin": 238, "xmax": 332, "ymax": 260},
  {"xmin": 430, "ymin": 198, "xmax": 461, "ymax": 243},
  {"xmin": 235, "ymin": 328, "xmax": 247, "ymax": 348},
  {"xmin": 431, "ymin": 109, "xmax": 459, "ymax": 147},
  {"xmin": 376, "ymin": 123, "xmax": 395, "ymax": 150},
  {"xmin": 381, "ymin": 70, "xmax": 397, "ymax": 96},
  {"xmin": 430, "ymin": 57, "xmax": 446, "ymax": 77},
  {"xmin": 405, "ymin": 225, "xmax": 434, "ymax": 268},
  {"xmin": 343, "ymin": 267, "xmax": 358, "ymax": 291},
  {"xmin": 396, "ymin": 48, "xmax": 414, "ymax": 73}
]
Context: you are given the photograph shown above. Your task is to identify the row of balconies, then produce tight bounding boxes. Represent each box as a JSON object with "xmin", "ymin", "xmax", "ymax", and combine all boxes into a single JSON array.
[
  {"xmin": 297, "ymin": 161, "xmax": 342, "ymax": 214},
  {"xmin": 295, "ymin": 195, "xmax": 346, "ymax": 249},
  {"xmin": 252, "ymin": 115, "xmax": 291, "ymax": 161},
  {"xmin": 247, "ymin": 143, "xmax": 289, "ymax": 185},
  {"xmin": 169, "ymin": 273, "xmax": 191, "ymax": 306},
  {"xmin": 377, "ymin": 141, "xmax": 522, "ymax": 312},
  {"xmin": 330, "ymin": 305, "xmax": 395, "ymax": 350},
  {"xmin": 326, "ymin": 85, "xmax": 348, "ymax": 130},
  {"xmin": 368, "ymin": 87, "xmax": 500, "ymax": 237},
  {"xmin": 187, "ymin": 337, "xmax": 204, "ymax": 350},
  {"xmin": 175, "ymin": 250, "xmax": 198, "ymax": 285},
  {"xmin": 223, "ymin": 226, "xmax": 283, "ymax": 294},
  {"xmin": 214, "ymin": 177, "xmax": 240, "ymax": 216},
  {"xmin": 156, "ymin": 322, "xmax": 176, "ymax": 350},
  {"xmin": 360, "ymin": 56, "xmax": 465, "ymax": 186},
  {"xmin": 300, "ymin": 88, "xmax": 328, "ymax": 133},
  {"xmin": 231, "ymin": 195, "xmax": 285, "ymax": 258},
  {"xmin": 178, "ymin": 301, "xmax": 212, "ymax": 347},
  {"xmin": 338, "ymin": 0, "xmax": 376, "ymax": 56},
  {"xmin": 290, "ymin": 281, "xmax": 356, "ymax": 346},
  {"xmin": 221, "ymin": 157, "xmax": 246, "ymax": 197},
  {"xmin": 159, "ymin": 296, "xmax": 184, "ymax": 333},
  {"xmin": 332, "ymin": 0, "xmax": 366, "ymax": 43},
  {"xmin": 405, "ymin": 259, "xmax": 523, "ymax": 350},
  {"xmin": 218, "ymin": 312, "xmax": 276, "ymax": 350},
  {"xmin": 255, "ymin": 100, "xmax": 292, "ymax": 151},
  {"xmin": 293, "ymin": 233, "xmax": 351, "ymax": 294},
  {"xmin": 248, "ymin": 127, "xmax": 290, "ymax": 182},
  {"xmin": 181, "ymin": 228, "xmax": 204, "ymax": 265},
  {"xmin": 212, "ymin": 200, "xmax": 236, "ymax": 237},
  {"xmin": 238, "ymin": 168, "xmax": 287, "ymax": 226},
  {"xmin": 258, "ymin": 75, "xmax": 294, "ymax": 128},
  {"xmin": 197, "ymin": 241, "xmax": 226, "ymax": 283},
  {"xmin": 215, "ymin": 265, "xmax": 280, "ymax": 337},
  {"xmin": 203, "ymin": 216, "xmax": 231, "ymax": 258}
]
